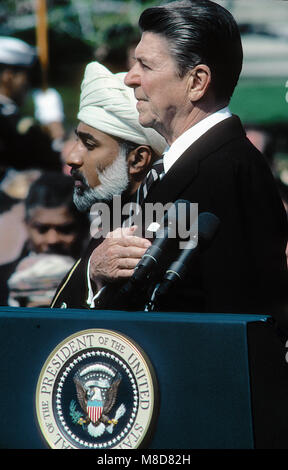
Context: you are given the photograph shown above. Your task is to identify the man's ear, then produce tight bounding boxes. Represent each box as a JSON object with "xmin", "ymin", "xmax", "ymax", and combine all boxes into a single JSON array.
[
  {"xmin": 187, "ymin": 64, "xmax": 211, "ymax": 102},
  {"xmin": 127, "ymin": 145, "xmax": 153, "ymax": 181}
]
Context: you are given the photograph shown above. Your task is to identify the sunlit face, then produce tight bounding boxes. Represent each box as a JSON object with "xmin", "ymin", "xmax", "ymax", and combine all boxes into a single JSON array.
[
  {"xmin": 124, "ymin": 32, "xmax": 191, "ymax": 142},
  {"xmin": 66, "ymin": 122, "xmax": 129, "ymax": 211},
  {"xmin": 26, "ymin": 206, "xmax": 79, "ymax": 255}
]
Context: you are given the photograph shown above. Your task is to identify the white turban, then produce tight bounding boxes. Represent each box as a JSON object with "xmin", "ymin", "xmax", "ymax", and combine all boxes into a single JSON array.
[{"xmin": 77, "ymin": 61, "xmax": 167, "ymax": 156}]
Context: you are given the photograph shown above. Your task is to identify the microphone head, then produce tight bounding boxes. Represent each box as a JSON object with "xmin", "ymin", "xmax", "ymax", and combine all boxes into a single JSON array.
[
  {"xmin": 198, "ymin": 212, "xmax": 220, "ymax": 244},
  {"xmin": 151, "ymin": 199, "xmax": 196, "ymax": 237},
  {"xmin": 163, "ymin": 199, "xmax": 192, "ymax": 223}
]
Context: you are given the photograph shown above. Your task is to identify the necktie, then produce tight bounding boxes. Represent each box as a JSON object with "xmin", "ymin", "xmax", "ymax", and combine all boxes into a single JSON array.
[
  {"xmin": 123, "ymin": 156, "xmax": 165, "ymax": 228},
  {"xmin": 137, "ymin": 157, "xmax": 165, "ymax": 207}
]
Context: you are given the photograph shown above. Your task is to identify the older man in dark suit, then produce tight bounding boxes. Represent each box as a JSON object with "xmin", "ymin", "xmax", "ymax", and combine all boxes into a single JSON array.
[{"xmin": 88, "ymin": 0, "xmax": 287, "ymax": 324}]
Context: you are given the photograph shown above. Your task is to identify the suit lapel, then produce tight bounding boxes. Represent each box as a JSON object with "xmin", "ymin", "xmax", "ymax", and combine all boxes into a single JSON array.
[{"xmin": 144, "ymin": 115, "xmax": 245, "ymax": 205}]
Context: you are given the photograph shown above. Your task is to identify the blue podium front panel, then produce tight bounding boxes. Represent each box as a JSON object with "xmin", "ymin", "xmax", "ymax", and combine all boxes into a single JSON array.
[{"xmin": 0, "ymin": 307, "xmax": 271, "ymax": 449}]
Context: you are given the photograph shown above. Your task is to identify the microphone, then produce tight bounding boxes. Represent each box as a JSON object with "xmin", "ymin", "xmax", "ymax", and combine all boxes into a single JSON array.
[
  {"xmin": 128, "ymin": 199, "xmax": 195, "ymax": 283},
  {"xmin": 147, "ymin": 212, "xmax": 220, "ymax": 307},
  {"xmin": 116, "ymin": 199, "xmax": 196, "ymax": 301},
  {"xmin": 93, "ymin": 200, "xmax": 196, "ymax": 310}
]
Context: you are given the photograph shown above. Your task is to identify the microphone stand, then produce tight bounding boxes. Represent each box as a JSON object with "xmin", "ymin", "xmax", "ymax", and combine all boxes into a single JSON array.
[
  {"xmin": 144, "ymin": 237, "xmax": 198, "ymax": 312},
  {"xmin": 93, "ymin": 268, "xmax": 159, "ymax": 311},
  {"xmin": 144, "ymin": 212, "xmax": 220, "ymax": 311},
  {"xmin": 144, "ymin": 283, "xmax": 161, "ymax": 312}
]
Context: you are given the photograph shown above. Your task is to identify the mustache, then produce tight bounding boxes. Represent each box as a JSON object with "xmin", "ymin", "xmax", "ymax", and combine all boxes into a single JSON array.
[
  {"xmin": 70, "ymin": 169, "xmax": 88, "ymax": 186},
  {"xmin": 44, "ymin": 246, "xmax": 69, "ymax": 255}
]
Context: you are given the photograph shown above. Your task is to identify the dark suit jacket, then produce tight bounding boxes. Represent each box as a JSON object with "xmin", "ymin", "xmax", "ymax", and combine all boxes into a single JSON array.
[
  {"xmin": 0, "ymin": 101, "xmax": 61, "ymax": 174},
  {"xmin": 50, "ymin": 237, "xmax": 101, "ymax": 309},
  {"xmin": 51, "ymin": 116, "xmax": 288, "ymax": 322}
]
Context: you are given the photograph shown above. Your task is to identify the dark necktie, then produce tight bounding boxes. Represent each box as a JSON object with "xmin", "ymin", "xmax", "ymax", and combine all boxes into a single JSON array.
[
  {"xmin": 137, "ymin": 157, "xmax": 165, "ymax": 207},
  {"xmin": 122, "ymin": 157, "xmax": 165, "ymax": 228}
]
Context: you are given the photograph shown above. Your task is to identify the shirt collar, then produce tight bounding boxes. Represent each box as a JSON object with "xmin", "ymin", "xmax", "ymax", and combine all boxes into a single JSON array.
[{"xmin": 163, "ymin": 107, "xmax": 232, "ymax": 173}]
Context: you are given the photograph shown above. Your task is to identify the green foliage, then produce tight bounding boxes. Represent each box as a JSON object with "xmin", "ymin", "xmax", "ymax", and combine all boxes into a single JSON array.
[
  {"xmin": 230, "ymin": 77, "xmax": 288, "ymax": 125},
  {"xmin": 69, "ymin": 399, "xmax": 83, "ymax": 424}
]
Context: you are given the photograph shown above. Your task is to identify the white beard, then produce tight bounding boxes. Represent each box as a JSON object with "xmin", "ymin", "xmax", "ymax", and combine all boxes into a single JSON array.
[{"xmin": 73, "ymin": 146, "xmax": 129, "ymax": 212}]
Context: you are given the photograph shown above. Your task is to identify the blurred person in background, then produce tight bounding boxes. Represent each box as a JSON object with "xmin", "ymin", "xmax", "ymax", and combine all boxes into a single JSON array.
[
  {"xmin": 0, "ymin": 169, "xmax": 42, "ymax": 268},
  {"xmin": 95, "ymin": 24, "xmax": 141, "ymax": 72},
  {"xmin": 0, "ymin": 172, "xmax": 90, "ymax": 307},
  {"xmin": 245, "ymin": 124, "xmax": 277, "ymax": 172},
  {"xmin": 0, "ymin": 36, "xmax": 65, "ymax": 182}
]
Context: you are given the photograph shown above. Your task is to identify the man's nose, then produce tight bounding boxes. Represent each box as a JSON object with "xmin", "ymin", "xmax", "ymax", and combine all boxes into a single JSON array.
[
  {"xmin": 46, "ymin": 228, "xmax": 61, "ymax": 245},
  {"xmin": 65, "ymin": 141, "xmax": 83, "ymax": 168},
  {"xmin": 124, "ymin": 63, "xmax": 141, "ymax": 88}
]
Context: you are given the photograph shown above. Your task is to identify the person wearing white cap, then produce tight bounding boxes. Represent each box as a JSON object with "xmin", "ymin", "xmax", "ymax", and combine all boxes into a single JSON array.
[
  {"xmin": 0, "ymin": 36, "xmax": 64, "ymax": 180},
  {"xmin": 51, "ymin": 61, "xmax": 166, "ymax": 309}
]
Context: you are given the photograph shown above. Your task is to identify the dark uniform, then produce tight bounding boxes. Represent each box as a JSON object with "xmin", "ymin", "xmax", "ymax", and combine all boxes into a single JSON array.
[{"xmin": 0, "ymin": 96, "xmax": 61, "ymax": 181}]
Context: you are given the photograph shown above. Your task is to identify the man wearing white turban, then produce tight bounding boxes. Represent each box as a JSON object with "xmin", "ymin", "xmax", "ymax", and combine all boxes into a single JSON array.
[
  {"xmin": 67, "ymin": 61, "xmax": 166, "ymax": 211},
  {"xmin": 51, "ymin": 61, "xmax": 166, "ymax": 309}
]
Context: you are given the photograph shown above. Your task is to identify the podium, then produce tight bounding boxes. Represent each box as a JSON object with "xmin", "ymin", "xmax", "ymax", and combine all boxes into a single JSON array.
[{"xmin": 0, "ymin": 306, "xmax": 288, "ymax": 449}]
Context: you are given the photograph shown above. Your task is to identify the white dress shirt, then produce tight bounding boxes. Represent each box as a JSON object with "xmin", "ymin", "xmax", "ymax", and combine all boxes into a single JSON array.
[
  {"xmin": 163, "ymin": 106, "xmax": 232, "ymax": 173},
  {"xmin": 87, "ymin": 257, "xmax": 104, "ymax": 308}
]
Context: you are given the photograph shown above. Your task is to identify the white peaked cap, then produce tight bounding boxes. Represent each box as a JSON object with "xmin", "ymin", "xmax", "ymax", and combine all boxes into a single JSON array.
[
  {"xmin": 0, "ymin": 36, "xmax": 36, "ymax": 67},
  {"xmin": 77, "ymin": 61, "xmax": 167, "ymax": 156}
]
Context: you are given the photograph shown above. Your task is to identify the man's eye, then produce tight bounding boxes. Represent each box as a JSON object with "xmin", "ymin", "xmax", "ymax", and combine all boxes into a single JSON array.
[
  {"xmin": 140, "ymin": 61, "xmax": 150, "ymax": 70},
  {"xmin": 85, "ymin": 141, "xmax": 96, "ymax": 150},
  {"xmin": 34, "ymin": 225, "xmax": 49, "ymax": 234},
  {"xmin": 57, "ymin": 224, "xmax": 77, "ymax": 234}
]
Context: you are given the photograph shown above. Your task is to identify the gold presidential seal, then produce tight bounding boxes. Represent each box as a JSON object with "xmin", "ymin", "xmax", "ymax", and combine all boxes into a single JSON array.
[{"xmin": 35, "ymin": 329, "xmax": 158, "ymax": 449}]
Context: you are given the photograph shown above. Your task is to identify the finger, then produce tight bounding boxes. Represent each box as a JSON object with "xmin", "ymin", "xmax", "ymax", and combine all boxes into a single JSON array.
[
  {"xmin": 114, "ymin": 268, "xmax": 135, "ymax": 279},
  {"xmin": 113, "ymin": 245, "xmax": 148, "ymax": 259},
  {"xmin": 106, "ymin": 226, "xmax": 138, "ymax": 239},
  {"xmin": 117, "ymin": 257, "xmax": 142, "ymax": 270},
  {"xmin": 105, "ymin": 234, "xmax": 150, "ymax": 249},
  {"xmin": 125, "ymin": 225, "xmax": 139, "ymax": 236},
  {"xmin": 105, "ymin": 226, "xmax": 151, "ymax": 248},
  {"xmin": 120, "ymin": 236, "xmax": 151, "ymax": 249}
]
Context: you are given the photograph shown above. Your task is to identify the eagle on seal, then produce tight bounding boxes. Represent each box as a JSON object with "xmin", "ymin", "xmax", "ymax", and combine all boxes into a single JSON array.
[{"xmin": 73, "ymin": 362, "xmax": 126, "ymax": 437}]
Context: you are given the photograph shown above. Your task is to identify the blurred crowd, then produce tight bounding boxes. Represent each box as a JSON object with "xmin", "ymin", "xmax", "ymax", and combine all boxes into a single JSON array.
[
  {"xmin": 0, "ymin": 36, "xmax": 91, "ymax": 307},
  {"xmin": 0, "ymin": 29, "xmax": 287, "ymax": 310}
]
